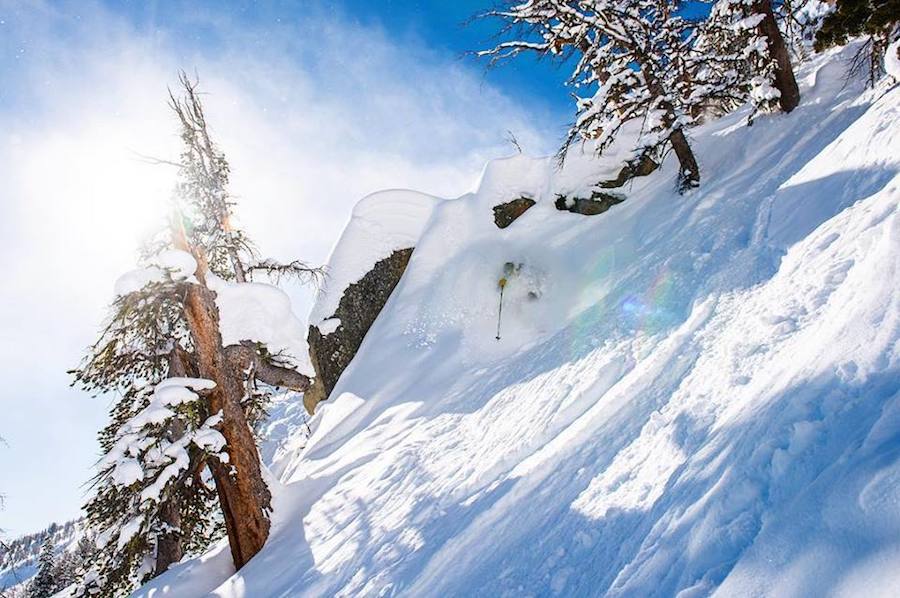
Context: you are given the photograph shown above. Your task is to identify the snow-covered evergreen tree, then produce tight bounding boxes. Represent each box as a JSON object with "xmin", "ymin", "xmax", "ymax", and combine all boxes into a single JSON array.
[
  {"xmin": 71, "ymin": 258, "xmax": 225, "ymax": 594},
  {"xmin": 71, "ymin": 73, "xmax": 321, "ymax": 596},
  {"xmin": 480, "ymin": 0, "xmax": 704, "ymax": 191},
  {"xmin": 49, "ymin": 536, "xmax": 93, "ymax": 596},
  {"xmin": 815, "ymin": 0, "xmax": 900, "ymax": 85},
  {"xmin": 696, "ymin": 0, "xmax": 802, "ymax": 116},
  {"xmin": 27, "ymin": 538, "xmax": 56, "ymax": 598},
  {"xmin": 779, "ymin": 0, "xmax": 835, "ymax": 57}
]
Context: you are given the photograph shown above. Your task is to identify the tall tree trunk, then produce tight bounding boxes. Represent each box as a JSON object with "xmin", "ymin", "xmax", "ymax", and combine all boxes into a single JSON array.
[
  {"xmin": 172, "ymin": 220, "xmax": 271, "ymax": 570},
  {"xmin": 756, "ymin": 0, "xmax": 800, "ymax": 113},
  {"xmin": 644, "ymin": 72, "xmax": 701, "ymax": 193},
  {"xmin": 668, "ymin": 128, "xmax": 701, "ymax": 192},
  {"xmin": 182, "ymin": 280, "xmax": 272, "ymax": 569},
  {"xmin": 153, "ymin": 499, "xmax": 183, "ymax": 577}
]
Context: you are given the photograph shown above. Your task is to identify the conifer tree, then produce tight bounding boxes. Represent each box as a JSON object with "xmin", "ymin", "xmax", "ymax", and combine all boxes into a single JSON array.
[
  {"xmin": 72, "ymin": 73, "xmax": 320, "ymax": 596},
  {"xmin": 50, "ymin": 537, "xmax": 93, "ymax": 596},
  {"xmin": 698, "ymin": 0, "xmax": 802, "ymax": 115},
  {"xmin": 815, "ymin": 0, "xmax": 900, "ymax": 85},
  {"xmin": 779, "ymin": 0, "xmax": 835, "ymax": 57},
  {"xmin": 481, "ymin": 0, "xmax": 703, "ymax": 191},
  {"xmin": 28, "ymin": 537, "xmax": 56, "ymax": 598}
]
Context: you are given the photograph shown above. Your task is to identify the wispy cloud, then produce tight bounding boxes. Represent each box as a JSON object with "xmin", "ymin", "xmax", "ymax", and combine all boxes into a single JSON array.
[{"xmin": 0, "ymin": 0, "xmax": 552, "ymax": 535}]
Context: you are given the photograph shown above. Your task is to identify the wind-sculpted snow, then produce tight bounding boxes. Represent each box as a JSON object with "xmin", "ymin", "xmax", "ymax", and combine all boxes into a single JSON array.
[
  {"xmin": 209, "ymin": 274, "xmax": 315, "ymax": 376},
  {"xmin": 135, "ymin": 44, "xmax": 900, "ymax": 598},
  {"xmin": 308, "ymin": 189, "xmax": 443, "ymax": 327}
]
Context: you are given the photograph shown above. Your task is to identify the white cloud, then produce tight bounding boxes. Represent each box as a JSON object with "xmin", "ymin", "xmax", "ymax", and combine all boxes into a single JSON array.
[{"xmin": 0, "ymin": 1, "xmax": 552, "ymax": 534}]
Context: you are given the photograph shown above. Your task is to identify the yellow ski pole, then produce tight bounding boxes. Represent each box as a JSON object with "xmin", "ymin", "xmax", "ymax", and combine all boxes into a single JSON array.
[{"xmin": 496, "ymin": 277, "xmax": 507, "ymax": 340}]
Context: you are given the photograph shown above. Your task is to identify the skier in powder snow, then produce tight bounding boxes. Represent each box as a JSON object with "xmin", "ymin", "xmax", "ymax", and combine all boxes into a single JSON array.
[{"xmin": 496, "ymin": 261, "xmax": 543, "ymax": 339}]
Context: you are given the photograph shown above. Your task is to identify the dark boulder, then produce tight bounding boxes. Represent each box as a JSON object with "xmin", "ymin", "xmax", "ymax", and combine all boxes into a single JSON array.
[
  {"xmin": 598, "ymin": 153, "xmax": 659, "ymax": 189},
  {"xmin": 492, "ymin": 197, "xmax": 536, "ymax": 229},
  {"xmin": 554, "ymin": 191, "xmax": 626, "ymax": 216},
  {"xmin": 304, "ymin": 248, "xmax": 414, "ymax": 413}
]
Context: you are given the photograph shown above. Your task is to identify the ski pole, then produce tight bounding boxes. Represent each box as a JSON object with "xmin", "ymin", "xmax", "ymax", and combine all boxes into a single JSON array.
[{"xmin": 496, "ymin": 278, "xmax": 507, "ymax": 340}]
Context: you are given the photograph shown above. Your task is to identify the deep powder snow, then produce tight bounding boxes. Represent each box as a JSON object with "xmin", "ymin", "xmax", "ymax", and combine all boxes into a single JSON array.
[{"xmin": 136, "ymin": 44, "xmax": 900, "ymax": 598}]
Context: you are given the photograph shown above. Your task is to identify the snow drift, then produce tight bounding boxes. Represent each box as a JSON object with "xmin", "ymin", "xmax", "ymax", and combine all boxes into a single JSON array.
[
  {"xmin": 308, "ymin": 189, "xmax": 443, "ymax": 328},
  {"xmin": 136, "ymin": 44, "xmax": 900, "ymax": 597}
]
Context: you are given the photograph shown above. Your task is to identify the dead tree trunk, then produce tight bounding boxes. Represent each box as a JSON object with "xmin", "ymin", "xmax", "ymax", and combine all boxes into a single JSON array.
[
  {"xmin": 182, "ymin": 279, "xmax": 272, "ymax": 569},
  {"xmin": 756, "ymin": 0, "xmax": 801, "ymax": 113},
  {"xmin": 171, "ymin": 220, "xmax": 271, "ymax": 570},
  {"xmin": 668, "ymin": 128, "xmax": 701, "ymax": 192}
]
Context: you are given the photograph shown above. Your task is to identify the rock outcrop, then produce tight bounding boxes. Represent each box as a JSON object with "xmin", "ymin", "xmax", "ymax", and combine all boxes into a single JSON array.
[
  {"xmin": 492, "ymin": 197, "xmax": 536, "ymax": 228},
  {"xmin": 554, "ymin": 191, "xmax": 626, "ymax": 216},
  {"xmin": 304, "ymin": 248, "xmax": 414, "ymax": 413},
  {"xmin": 597, "ymin": 152, "xmax": 659, "ymax": 189}
]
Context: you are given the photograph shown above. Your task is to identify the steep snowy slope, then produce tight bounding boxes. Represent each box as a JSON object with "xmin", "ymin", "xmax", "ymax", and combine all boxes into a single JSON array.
[{"xmin": 137, "ymin": 45, "xmax": 900, "ymax": 597}]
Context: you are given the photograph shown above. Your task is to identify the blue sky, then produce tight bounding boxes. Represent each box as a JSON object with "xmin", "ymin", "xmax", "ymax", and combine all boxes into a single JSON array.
[
  {"xmin": 1, "ymin": 1, "xmax": 573, "ymax": 124},
  {"xmin": 0, "ymin": 0, "xmax": 569, "ymax": 537}
]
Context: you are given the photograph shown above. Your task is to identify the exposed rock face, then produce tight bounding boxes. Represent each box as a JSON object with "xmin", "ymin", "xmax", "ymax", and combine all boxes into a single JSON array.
[
  {"xmin": 554, "ymin": 191, "xmax": 626, "ymax": 216},
  {"xmin": 304, "ymin": 248, "xmax": 414, "ymax": 413},
  {"xmin": 493, "ymin": 197, "xmax": 536, "ymax": 228},
  {"xmin": 598, "ymin": 153, "xmax": 659, "ymax": 189}
]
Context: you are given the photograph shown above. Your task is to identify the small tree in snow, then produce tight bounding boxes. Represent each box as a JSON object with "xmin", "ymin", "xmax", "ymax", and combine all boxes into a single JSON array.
[
  {"xmin": 28, "ymin": 537, "xmax": 56, "ymax": 598},
  {"xmin": 72, "ymin": 72, "xmax": 321, "ymax": 595},
  {"xmin": 480, "ymin": 0, "xmax": 704, "ymax": 192},
  {"xmin": 50, "ymin": 536, "xmax": 94, "ymax": 595}
]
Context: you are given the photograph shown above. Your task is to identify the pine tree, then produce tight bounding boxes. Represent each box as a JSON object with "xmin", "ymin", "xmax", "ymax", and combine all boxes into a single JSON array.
[
  {"xmin": 28, "ymin": 537, "xmax": 56, "ymax": 598},
  {"xmin": 698, "ymin": 0, "xmax": 802, "ymax": 115},
  {"xmin": 51, "ymin": 549, "xmax": 83, "ymax": 594},
  {"xmin": 71, "ymin": 73, "xmax": 321, "ymax": 596},
  {"xmin": 72, "ymin": 274, "xmax": 225, "ymax": 594},
  {"xmin": 480, "ymin": 0, "xmax": 703, "ymax": 192},
  {"xmin": 815, "ymin": 0, "xmax": 900, "ymax": 49},
  {"xmin": 815, "ymin": 0, "xmax": 900, "ymax": 85},
  {"xmin": 779, "ymin": 0, "xmax": 835, "ymax": 58},
  {"xmin": 165, "ymin": 72, "xmax": 321, "ymax": 570}
]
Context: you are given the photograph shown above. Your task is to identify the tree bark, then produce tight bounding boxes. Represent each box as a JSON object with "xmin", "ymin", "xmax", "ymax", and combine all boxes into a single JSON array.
[
  {"xmin": 224, "ymin": 342, "xmax": 311, "ymax": 392},
  {"xmin": 182, "ymin": 281, "xmax": 272, "ymax": 570},
  {"xmin": 668, "ymin": 128, "xmax": 700, "ymax": 192},
  {"xmin": 153, "ymin": 499, "xmax": 183, "ymax": 577},
  {"xmin": 756, "ymin": 0, "xmax": 801, "ymax": 113},
  {"xmin": 171, "ymin": 217, "xmax": 272, "ymax": 570},
  {"xmin": 644, "ymin": 73, "xmax": 701, "ymax": 193}
]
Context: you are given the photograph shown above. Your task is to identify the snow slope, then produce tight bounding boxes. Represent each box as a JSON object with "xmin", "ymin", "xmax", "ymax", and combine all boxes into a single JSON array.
[{"xmin": 136, "ymin": 44, "xmax": 900, "ymax": 597}]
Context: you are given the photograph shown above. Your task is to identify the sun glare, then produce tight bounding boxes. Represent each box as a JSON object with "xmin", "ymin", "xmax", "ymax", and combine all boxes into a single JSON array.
[{"xmin": 17, "ymin": 117, "xmax": 179, "ymax": 278}]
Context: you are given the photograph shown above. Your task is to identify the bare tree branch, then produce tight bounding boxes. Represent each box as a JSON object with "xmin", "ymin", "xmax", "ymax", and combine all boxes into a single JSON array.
[
  {"xmin": 129, "ymin": 149, "xmax": 181, "ymax": 168},
  {"xmin": 246, "ymin": 259, "xmax": 325, "ymax": 285},
  {"xmin": 225, "ymin": 342, "xmax": 311, "ymax": 392}
]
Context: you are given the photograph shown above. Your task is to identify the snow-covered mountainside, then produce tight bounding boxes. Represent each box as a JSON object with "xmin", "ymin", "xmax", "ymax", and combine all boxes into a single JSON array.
[
  {"xmin": 1, "ymin": 519, "xmax": 84, "ymax": 593},
  {"xmin": 138, "ymin": 44, "xmax": 900, "ymax": 597}
]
